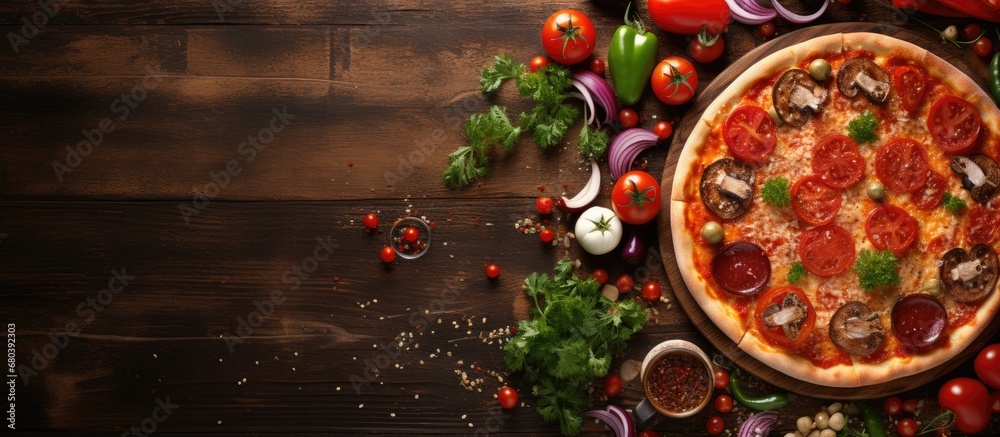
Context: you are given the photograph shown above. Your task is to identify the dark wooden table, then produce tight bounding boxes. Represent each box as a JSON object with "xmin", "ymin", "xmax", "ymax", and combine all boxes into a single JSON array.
[{"xmin": 2, "ymin": 0, "xmax": 998, "ymax": 435}]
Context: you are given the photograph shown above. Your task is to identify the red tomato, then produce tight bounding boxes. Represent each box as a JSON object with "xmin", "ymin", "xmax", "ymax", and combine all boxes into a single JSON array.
[
  {"xmin": 812, "ymin": 134, "xmax": 865, "ymax": 188},
  {"xmin": 939, "ymin": 377, "xmax": 991, "ymax": 435},
  {"xmin": 964, "ymin": 23, "xmax": 983, "ymax": 40},
  {"xmin": 363, "ymin": 213, "xmax": 379, "ymax": 230},
  {"xmin": 975, "ymin": 344, "xmax": 1000, "ymax": 389},
  {"xmin": 723, "ymin": 105, "xmax": 777, "ymax": 165},
  {"xmin": 641, "ymin": 281, "xmax": 662, "ymax": 302},
  {"xmin": 541, "ymin": 10, "xmax": 596, "ymax": 65},
  {"xmin": 498, "ymin": 386, "xmax": 518, "ymax": 409},
  {"xmin": 974, "ymin": 37, "xmax": 993, "ymax": 57},
  {"xmin": 756, "ymin": 21, "xmax": 776, "ymax": 39},
  {"xmin": 592, "ymin": 268, "xmax": 609, "ymax": 285},
  {"xmin": 648, "ymin": 0, "xmax": 731, "ymax": 35},
  {"xmin": 876, "ymin": 138, "xmax": 930, "ymax": 193},
  {"xmin": 705, "ymin": 416, "xmax": 725, "ymax": 435},
  {"xmin": 619, "ymin": 108, "xmax": 639, "ymax": 128},
  {"xmin": 604, "ymin": 374, "xmax": 622, "ymax": 397},
  {"xmin": 536, "ymin": 196, "xmax": 553, "ymax": 215},
  {"xmin": 903, "ymin": 398, "xmax": 918, "ymax": 413},
  {"xmin": 651, "ymin": 57, "xmax": 698, "ymax": 105},
  {"xmin": 865, "ymin": 204, "xmax": 919, "ymax": 255},
  {"xmin": 884, "ymin": 396, "xmax": 903, "ymax": 415},
  {"xmin": 653, "ymin": 121, "xmax": 673, "ymax": 140},
  {"xmin": 590, "ymin": 58, "xmax": 606, "ymax": 76},
  {"xmin": 715, "ymin": 394, "xmax": 734, "ymax": 413},
  {"xmin": 897, "ymin": 418, "xmax": 918, "ymax": 437},
  {"xmin": 529, "ymin": 56, "xmax": 549, "ymax": 72},
  {"xmin": 380, "ymin": 246, "xmax": 396, "ymax": 263},
  {"xmin": 891, "ymin": 65, "xmax": 927, "ymax": 113},
  {"xmin": 713, "ymin": 368, "xmax": 730, "ymax": 389},
  {"xmin": 689, "ymin": 34, "xmax": 725, "ymax": 63},
  {"xmin": 611, "ymin": 171, "xmax": 661, "ymax": 225},
  {"xmin": 754, "ymin": 286, "xmax": 816, "ymax": 348},
  {"xmin": 402, "ymin": 226, "xmax": 420, "ymax": 243},
  {"xmin": 798, "ymin": 223, "xmax": 856, "ymax": 277},
  {"xmin": 927, "ymin": 96, "xmax": 982, "ymax": 155},
  {"xmin": 616, "ymin": 274, "xmax": 634, "ymax": 294},
  {"xmin": 539, "ymin": 228, "xmax": 555, "ymax": 243},
  {"xmin": 486, "ymin": 263, "xmax": 500, "ymax": 279},
  {"xmin": 792, "ymin": 175, "xmax": 843, "ymax": 226},
  {"xmin": 912, "ymin": 170, "xmax": 947, "ymax": 210}
]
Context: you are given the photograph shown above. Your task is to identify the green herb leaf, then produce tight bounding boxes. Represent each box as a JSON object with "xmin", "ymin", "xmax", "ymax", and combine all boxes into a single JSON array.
[
  {"xmin": 847, "ymin": 111, "xmax": 879, "ymax": 144},
  {"xmin": 480, "ymin": 54, "xmax": 525, "ymax": 93},
  {"xmin": 443, "ymin": 106, "xmax": 522, "ymax": 188},
  {"xmin": 578, "ymin": 123, "xmax": 608, "ymax": 158},
  {"xmin": 853, "ymin": 249, "xmax": 900, "ymax": 291},
  {"xmin": 942, "ymin": 192, "xmax": 967, "ymax": 214},
  {"xmin": 787, "ymin": 262, "xmax": 807, "ymax": 284},
  {"xmin": 762, "ymin": 177, "xmax": 791, "ymax": 207}
]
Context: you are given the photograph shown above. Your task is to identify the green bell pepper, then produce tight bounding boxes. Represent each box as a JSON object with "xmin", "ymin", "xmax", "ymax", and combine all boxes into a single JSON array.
[{"xmin": 607, "ymin": 6, "xmax": 658, "ymax": 107}]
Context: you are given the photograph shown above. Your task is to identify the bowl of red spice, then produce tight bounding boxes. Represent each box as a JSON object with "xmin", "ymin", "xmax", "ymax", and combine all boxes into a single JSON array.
[{"xmin": 635, "ymin": 340, "xmax": 714, "ymax": 426}]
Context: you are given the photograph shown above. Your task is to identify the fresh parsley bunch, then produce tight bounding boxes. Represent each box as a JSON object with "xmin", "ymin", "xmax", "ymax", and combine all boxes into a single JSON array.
[{"xmin": 504, "ymin": 259, "xmax": 646, "ymax": 436}]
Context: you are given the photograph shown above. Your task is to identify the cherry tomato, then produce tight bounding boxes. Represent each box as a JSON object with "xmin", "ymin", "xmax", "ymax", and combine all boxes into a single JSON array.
[
  {"xmin": 498, "ymin": 386, "xmax": 518, "ymax": 409},
  {"xmin": 812, "ymin": 134, "xmax": 865, "ymax": 188},
  {"xmin": 939, "ymin": 377, "xmax": 991, "ymax": 435},
  {"xmin": 616, "ymin": 274, "xmax": 634, "ymax": 294},
  {"xmin": 927, "ymin": 96, "xmax": 982, "ymax": 155},
  {"xmin": 798, "ymin": 223, "xmax": 856, "ymax": 278},
  {"xmin": 530, "ymin": 56, "xmax": 549, "ymax": 73},
  {"xmin": 541, "ymin": 10, "xmax": 596, "ymax": 65},
  {"xmin": 592, "ymin": 268, "xmax": 609, "ymax": 285},
  {"xmin": 648, "ymin": 0, "xmax": 730, "ymax": 35},
  {"xmin": 713, "ymin": 368, "xmax": 730, "ymax": 389},
  {"xmin": 639, "ymin": 431, "xmax": 660, "ymax": 437},
  {"xmin": 651, "ymin": 57, "xmax": 698, "ymax": 105},
  {"xmin": 903, "ymin": 398, "xmax": 918, "ymax": 413},
  {"xmin": 363, "ymin": 213, "xmax": 379, "ymax": 229},
  {"xmin": 689, "ymin": 34, "xmax": 725, "ymax": 63},
  {"xmin": 975, "ymin": 344, "xmax": 1000, "ymax": 389},
  {"xmin": 715, "ymin": 394, "xmax": 734, "ymax": 413},
  {"xmin": 753, "ymin": 286, "xmax": 816, "ymax": 348},
  {"xmin": 964, "ymin": 23, "xmax": 983, "ymax": 40},
  {"xmin": 603, "ymin": 374, "xmax": 622, "ymax": 397},
  {"xmin": 611, "ymin": 170, "xmax": 661, "ymax": 225},
  {"xmin": 865, "ymin": 204, "xmax": 919, "ymax": 255},
  {"xmin": 536, "ymin": 196, "xmax": 554, "ymax": 215},
  {"xmin": 380, "ymin": 246, "xmax": 396, "ymax": 263},
  {"xmin": 974, "ymin": 37, "xmax": 993, "ymax": 57},
  {"xmin": 990, "ymin": 391, "xmax": 1000, "ymax": 413},
  {"xmin": 897, "ymin": 418, "xmax": 918, "ymax": 437},
  {"xmin": 884, "ymin": 396, "xmax": 903, "ymax": 415},
  {"xmin": 619, "ymin": 108, "xmax": 639, "ymax": 128},
  {"xmin": 724, "ymin": 105, "xmax": 777, "ymax": 165},
  {"xmin": 641, "ymin": 281, "xmax": 662, "ymax": 302},
  {"xmin": 486, "ymin": 263, "xmax": 500, "ymax": 279},
  {"xmin": 706, "ymin": 416, "xmax": 724, "ymax": 435},
  {"xmin": 756, "ymin": 21, "xmax": 776, "ymax": 39},
  {"xmin": 875, "ymin": 138, "xmax": 930, "ymax": 193},
  {"xmin": 912, "ymin": 170, "xmax": 947, "ymax": 210},
  {"xmin": 590, "ymin": 58, "xmax": 606, "ymax": 76},
  {"xmin": 653, "ymin": 121, "xmax": 673, "ymax": 140},
  {"xmin": 891, "ymin": 65, "xmax": 927, "ymax": 113},
  {"xmin": 402, "ymin": 226, "xmax": 420, "ymax": 243},
  {"xmin": 792, "ymin": 175, "xmax": 843, "ymax": 226},
  {"xmin": 539, "ymin": 228, "xmax": 555, "ymax": 243}
]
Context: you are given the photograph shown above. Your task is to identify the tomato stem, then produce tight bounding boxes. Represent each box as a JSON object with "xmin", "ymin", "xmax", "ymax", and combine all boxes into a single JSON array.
[
  {"xmin": 554, "ymin": 14, "xmax": 589, "ymax": 60},
  {"xmin": 697, "ymin": 26, "xmax": 721, "ymax": 47},
  {"xmin": 664, "ymin": 63, "xmax": 694, "ymax": 97}
]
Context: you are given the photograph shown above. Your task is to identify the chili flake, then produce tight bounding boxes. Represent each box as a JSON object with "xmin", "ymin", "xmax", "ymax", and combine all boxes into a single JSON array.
[{"xmin": 645, "ymin": 352, "xmax": 710, "ymax": 414}]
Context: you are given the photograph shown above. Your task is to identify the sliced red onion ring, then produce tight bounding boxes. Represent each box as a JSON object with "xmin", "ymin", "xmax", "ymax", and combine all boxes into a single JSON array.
[
  {"xmin": 724, "ymin": 0, "xmax": 777, "ymax": 25},
  {"xmin": 583, "ymin": 405, "xmax": 634, "ymax": 437},
  {"xmin": 609, "ymin": 128, "xmax": 659, "ymax": 180},
  {"xmin": 570, "ymin": 86, "xmax": 597, "ymax": 126},
  {"xmin": 606, "ymin": 404, "xmax": 635, "ymax": 437},
  {"xmin": 738, "ymin": 411, "xmax": 779, "ymax": 437},
  {"xmin": 773, "ymin": 0, "xmax": 828, "ymax": 24},
  {"xmin": 572, "ymin": 70, "xmax": 618, "ymax": 126}
]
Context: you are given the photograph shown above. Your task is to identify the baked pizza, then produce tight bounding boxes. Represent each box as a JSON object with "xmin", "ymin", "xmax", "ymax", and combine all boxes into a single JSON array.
[{"xmin": 669, "ymin": 33, "xmax": 1000, "ymax": 387}]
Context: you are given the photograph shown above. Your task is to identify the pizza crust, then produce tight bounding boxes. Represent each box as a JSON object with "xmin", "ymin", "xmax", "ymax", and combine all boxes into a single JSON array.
[{"xmin": 739, "ymin": 328, "xmax": 860, "ymax": 388}]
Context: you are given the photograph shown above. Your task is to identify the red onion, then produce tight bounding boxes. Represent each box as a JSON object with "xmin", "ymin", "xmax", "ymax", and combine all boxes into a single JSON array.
[
  {"xmin": 572, "ymin": 70, "xmax": 618, "ymax": 126},
  {"xmin": 737, "ymin": 411, "xmax": 779, "ymax": 437},
  {"xmin": 724, "ymin": 0, "xmax": 776, "ymax": 24},
  {"xmin": 584, "ymin": 404, "xmax": 635, "ymax": 437},
  {"xmin": 570, "ymin": 86, "xmax": 597, "ymax": 126},
  {"xmin": 622, "ymin": 230, "xmax": 645, "ymax": 265},
  {"xmin": 608, "ymin": 128, "xmax": 658, "ymax": 180},
  {"xmin": 556, "ymin": 159, "xmax": 601, "ymax": 213},
  {"xmin": 606, "ymin": 404, "xmax": 635, "ymax": 436},
  {"xmin": 772, "ymin": 0, "xmax": 828, "ymax": 24}
]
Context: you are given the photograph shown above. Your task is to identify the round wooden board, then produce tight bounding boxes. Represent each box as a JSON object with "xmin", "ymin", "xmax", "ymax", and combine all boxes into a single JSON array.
[{"xmin": 657, "ymin": 22, "xmax": 1000, "ymax": 399}]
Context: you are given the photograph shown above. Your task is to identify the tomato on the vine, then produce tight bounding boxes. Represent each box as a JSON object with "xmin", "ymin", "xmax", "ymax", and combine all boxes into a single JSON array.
[
  {"xmin": 363, "ymin": 213, "xmax": 379, "ymax": 230},
  {"xmin": 897, "ymin": 418, "xmax": 918, "ymax": 437},
  {"xmin": 529, "ymin": 56, "xmax": 548, "ymax": 72},
  {"xmin": 641, "ymin": 281, "xmax": 662, "ymax": 302},
  {"xmin": 380, "ymin": 246, "xmax": 396, "ymax": 263},
  {"xmin": 486, "ymin": 263, "xmax": 500, "ymax": 279},
  {"xmin": 651, "ymin": 57, "xmax": 698, "ymax": 105},
  {"xmin": 603, "ymin": 374, "xmax": 622, "ymax": 397},
  {"xmin": 590, "ymin": 58, "xmax": 606, "ymax": 76},
  {"xmin": 536, "ymin": 196, "xmax": 553, "ymax": 215},
  {"xmin": 713, "ymin": 368, "xmax": 730, "ymax": 389},
  {"xmin": 653, "ymin": 121, "xmax": 673, "ymax": 140},
  {"xmin": 498, "ymin": 386, "xmax": 518, "ymax": 409},
  {"xmin": 540, "ymin": 10, "xmax": 596, "ymax": 65},
  {"xmin": 611, "ymin": 170, "xmax": 661, "ymax": 225},
  {"xmin": 592, "ymin": 268, "xmax": 609, "ymax": 285},
  {"xmin": 619, "ymin": 108, "xmax": 639, "ymax": 128},
  {"xmin": 975, "ymin": 344, "xmax": 1000, "ymax": 389},
  {"xmin": 706, "ymin": 416, "xmax": 724, "ymax": 435},
  {"xmin": 715, "ymin": 394, "xmax": 733, "ymax": 413},
  {"xmin": 974, "ymin": 37, "xmax": 993, "ymax": 57},
  {"xmin": 689, "ymin": 33, "xmax": 724, "ymax": 63},
  {"xmin": 539, "ymin": 228, "xmax": 555, "ymax": 243},
  {"xmin": 616, "ymin": 274, "xmax": 634, "ymax": 294}
]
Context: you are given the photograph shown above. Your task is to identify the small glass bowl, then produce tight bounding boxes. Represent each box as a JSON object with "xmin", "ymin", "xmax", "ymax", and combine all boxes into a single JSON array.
[{"xmin": 389, "ymin": 217, "xmax": 432, "ymax": 259}]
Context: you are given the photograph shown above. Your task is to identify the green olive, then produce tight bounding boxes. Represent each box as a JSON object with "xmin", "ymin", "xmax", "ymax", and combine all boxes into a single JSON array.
[
  {"xmin": 866, "ymin": 182, "xmax": 886, "ymax": 201},
  {"xmin": 701, "ymin": 221, "xmax": 724, "ymax": 244},
  {"xmin": 808, "ymin": 59, "xmax": 832, "ymax": 81},
  {"xmin": 768, "ymin": 106, "xmax": 784, "ymax": 127}
]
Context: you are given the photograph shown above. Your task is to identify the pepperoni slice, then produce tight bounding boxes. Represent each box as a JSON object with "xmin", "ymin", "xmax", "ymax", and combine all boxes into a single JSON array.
[
  {"xmin": 891, "ymin": 294, "xmax": 947, "ymax": 349},
  {"xmin": 792, "ymin": 175, "xmax": 843, "ymax": 226},
  {"xmin": 798, "ymin": 223, "xmax": 856, "ymax": 278},
  {"xmin": 865, "ymin": 204, "xmax": 919, "ymax": 255},
  {"xmin": 724, "ymin": 105, "xmax": 778, "ymax": 165},
  {"xmin": 875, "ymin": 138, "xmax": 930, "ymax": 193},
  {"xmin": 711, "ymin": 241, "xmax": 771, "ymax": 296},
  {"xmin": 812, "ymin": 134, "xmax": 865, "ymax": 189},
  {"xmin": 890, "ymin": 65, "xmax": 927, "ymax": 113},
  {"xmin": 911, "ymin": 170, "xmax": 947, "ymax": 210},
  {"xmin": 968, "ymin": 201, "xmax": 1000, "ymax": 246},
  {"xmin": 928, "ymin": 95, "xmax": 982, "ymax": 155}
]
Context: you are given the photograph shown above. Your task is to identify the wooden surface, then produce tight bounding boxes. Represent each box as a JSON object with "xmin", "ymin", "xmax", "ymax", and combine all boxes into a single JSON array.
[
  {"xmin": 658, "ymin": 22, "xmax": 1000, "ymax": 400},
  {"xmin": 2, "ymin": 0, "xmax": 999, "ymax": 435}
]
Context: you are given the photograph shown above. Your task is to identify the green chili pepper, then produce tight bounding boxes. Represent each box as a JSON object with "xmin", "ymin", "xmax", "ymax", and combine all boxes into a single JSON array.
[
  {"xmin": 856, "ymin": 401, "xmax": 887, "ymax": 437},
  {"xmin": 728, "ymin": 371, "xmax": 789, "ymax": 411},
  {"xmin": 607, "ymin": 4, "xmax": 658, "ymax": 107},
  {"xmin": 990, "ymin": 51, "xmax": 1000, "ymax": 105}
]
